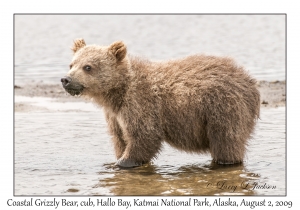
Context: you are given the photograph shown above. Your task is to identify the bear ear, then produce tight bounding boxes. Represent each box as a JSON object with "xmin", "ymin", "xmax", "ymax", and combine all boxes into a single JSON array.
[
  {"xmin": 109, "ymin": 41, "xmax": 127, "ymax": 61},
  {"xmin": 71, "ymin": 38, "xmax": 86, "ymax": 54}
]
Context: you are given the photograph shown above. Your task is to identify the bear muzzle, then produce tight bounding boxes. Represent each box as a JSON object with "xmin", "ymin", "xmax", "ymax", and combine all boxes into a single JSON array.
[{"xmin": 61, "ymin": 76, "xmax": 84, "ymax": 96}]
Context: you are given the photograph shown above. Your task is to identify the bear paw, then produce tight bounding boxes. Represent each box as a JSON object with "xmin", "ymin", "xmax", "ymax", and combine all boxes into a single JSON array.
[
  {"xmin": 215, "ymin": 160, "xmax": 243, "ymax": 165},
  {"xmin": 115, "ymin": 158, "xmax": 144, "ymax": 168}
]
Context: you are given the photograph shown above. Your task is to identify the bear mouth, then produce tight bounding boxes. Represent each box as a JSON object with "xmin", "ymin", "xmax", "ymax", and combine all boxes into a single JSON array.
[
  {"xmin": 61, "ymin": 77, "xmax": 84, "ymax": 96},
  {"xmin": 64, "ymin": 87, "xmax": 84, "ymax": 96}
]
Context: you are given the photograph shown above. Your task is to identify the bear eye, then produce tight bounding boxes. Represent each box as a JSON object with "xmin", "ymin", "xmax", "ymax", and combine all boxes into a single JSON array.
[
  {"xmin": 69, "ymin": 64, "xmax": 73, "ymax": 69},
  {"xmin": 83, "ymin": 65, "xmax": 92, "ymax": 71}
]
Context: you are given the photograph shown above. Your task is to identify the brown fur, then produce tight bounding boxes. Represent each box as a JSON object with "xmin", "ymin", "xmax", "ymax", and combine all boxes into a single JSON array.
[
  {"xmin": 62, "ymin": 39, "xmax": 260, "ymax": 167},
  {"xmin": 71, "ymin": 38, "xmax": 86, "ymax": 54}
]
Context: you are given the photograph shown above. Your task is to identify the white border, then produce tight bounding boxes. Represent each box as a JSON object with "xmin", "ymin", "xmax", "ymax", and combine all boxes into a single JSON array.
[{"xmin": 2, "ymin": 0, "xmax": 298, "ymax": 209}]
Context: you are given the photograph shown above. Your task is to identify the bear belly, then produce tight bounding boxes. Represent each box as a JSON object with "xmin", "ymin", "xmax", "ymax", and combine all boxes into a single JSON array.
[{"xmin": 162, "ymin": 114, "xmax": 210, "ymax": 153}]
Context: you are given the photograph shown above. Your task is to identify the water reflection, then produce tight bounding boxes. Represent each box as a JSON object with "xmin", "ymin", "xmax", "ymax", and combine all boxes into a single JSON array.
[
  {"xmin": 96, "ymin": 162, "xmax": 260, "ymax": 196},
  {"xmin": 14, "ymin": 106, "xmax": 285, "ymax": 196}
]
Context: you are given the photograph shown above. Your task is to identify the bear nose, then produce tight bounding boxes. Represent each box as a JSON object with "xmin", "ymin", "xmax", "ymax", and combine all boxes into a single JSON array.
[{"xmin": 61, "ymin": 76, "xmax": 72, "ymax": 86}]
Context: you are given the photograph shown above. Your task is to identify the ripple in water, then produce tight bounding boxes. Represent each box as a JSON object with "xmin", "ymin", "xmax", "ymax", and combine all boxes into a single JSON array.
[{"xmin": 14, "ymin": 106, "xmax": 285, "ymax": 195}]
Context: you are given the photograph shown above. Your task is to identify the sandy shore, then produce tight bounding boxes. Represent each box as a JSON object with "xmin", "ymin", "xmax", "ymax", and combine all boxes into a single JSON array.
[{"xmin": 14, "ymin": 80, "xmax": 286, "ymax": 112}]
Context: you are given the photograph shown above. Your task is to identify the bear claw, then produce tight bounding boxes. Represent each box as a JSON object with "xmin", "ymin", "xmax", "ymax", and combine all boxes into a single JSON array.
[
  {"xmin": 215, "ymin": 160, "xmax": 242, "ymax": 165},
  {"xmin": 115, "ymin": 159, "xmax": 143, "ymax": 168}
]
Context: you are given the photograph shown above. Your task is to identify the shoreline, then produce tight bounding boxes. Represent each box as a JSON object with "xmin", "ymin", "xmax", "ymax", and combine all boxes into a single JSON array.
[{"xmin": 14, "ymin": 80, "xmax": 286, "ymax": 112}]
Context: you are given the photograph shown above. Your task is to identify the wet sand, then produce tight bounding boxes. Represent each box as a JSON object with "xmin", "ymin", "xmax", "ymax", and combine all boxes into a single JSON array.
[{"xmin": 14, "ymin": 80, "xmax": 286, "ymax": 112}]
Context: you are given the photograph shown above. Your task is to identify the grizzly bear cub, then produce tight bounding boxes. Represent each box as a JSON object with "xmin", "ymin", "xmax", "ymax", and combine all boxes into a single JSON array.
[{"xmin": 61, "ymin": 39, "xmax": 260, "ymax": 168}]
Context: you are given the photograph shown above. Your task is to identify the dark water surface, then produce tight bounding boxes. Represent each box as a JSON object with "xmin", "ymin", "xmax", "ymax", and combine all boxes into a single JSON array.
[
  {"xmin": 14, "ymin": 98, "xmax": 285, "ymax": 195},
  {"xmin": 15, "ymin": 15, "xmax": 285, "ymax": 84}
]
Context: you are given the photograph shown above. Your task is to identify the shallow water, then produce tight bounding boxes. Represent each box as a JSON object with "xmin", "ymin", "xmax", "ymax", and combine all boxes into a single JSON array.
[
  {"xmin": 14, "ymin": 15, "xmax": 285, "ymax": 84},
  {"xmin": 14, "ymin": 97, "xmax": 285, "ymax": 196}
]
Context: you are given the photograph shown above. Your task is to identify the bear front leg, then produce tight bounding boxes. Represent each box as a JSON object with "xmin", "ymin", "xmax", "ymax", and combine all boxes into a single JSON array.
[
  {"xmin": 106, "ymin": 113, "xmax": 126, "ymax": 159},
  {"xmin": 112, "ymin": 136, "xmax": 126, "ymax": 159},
  {"xmin": 115, "ymin": 125, "xmax": 163, "ymax": 168},
  {"xmin": 115, "ymin": 140, "xmax": 162, "ymax": 168}
]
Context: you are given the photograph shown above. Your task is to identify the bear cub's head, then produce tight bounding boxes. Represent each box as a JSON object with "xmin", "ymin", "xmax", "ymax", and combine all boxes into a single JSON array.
[{"xmin": 61, "ymin": 39, "xmax": 129, "ymax": 98}]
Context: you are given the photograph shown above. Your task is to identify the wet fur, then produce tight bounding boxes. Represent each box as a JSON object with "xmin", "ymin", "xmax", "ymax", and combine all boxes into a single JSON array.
[{"xmin": 64, "ymin": 39, "xmax": 260, "ymax": 166}]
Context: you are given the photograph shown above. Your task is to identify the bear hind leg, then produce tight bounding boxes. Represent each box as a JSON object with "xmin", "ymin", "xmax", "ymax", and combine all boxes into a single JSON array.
[{"xmin": 207, "ymin": 126, "xmax": 247, "ymax": 165}]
